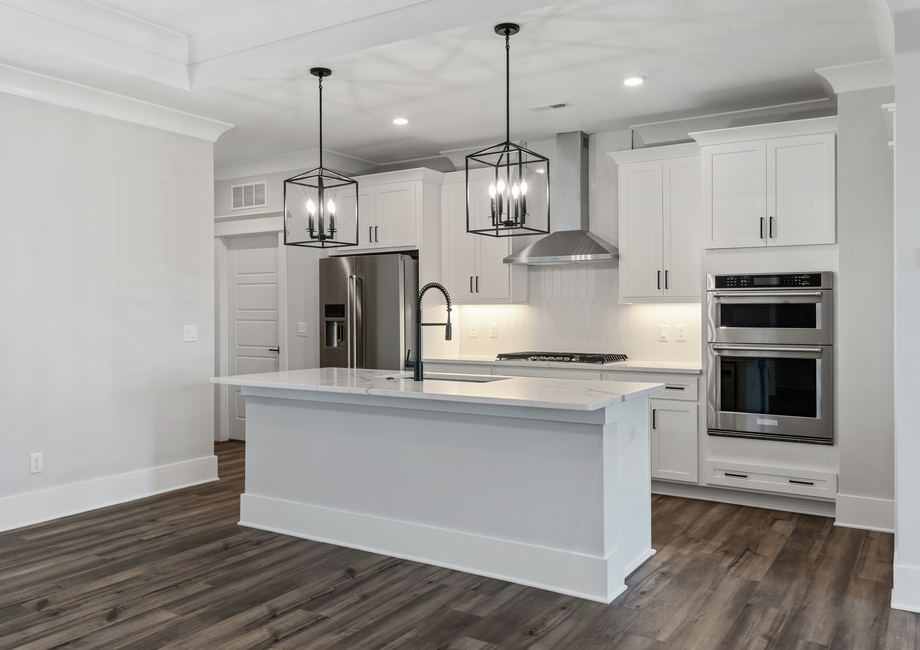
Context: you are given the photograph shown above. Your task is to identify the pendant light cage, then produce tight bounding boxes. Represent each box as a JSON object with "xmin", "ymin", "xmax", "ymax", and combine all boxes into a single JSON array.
[
  {"xmin": 466, "ymin": 23, "xmax": 550, "ymax": 238},
  {"xmin": 284, "ymin": 68, "xmax": 359, "ymax": 249}
]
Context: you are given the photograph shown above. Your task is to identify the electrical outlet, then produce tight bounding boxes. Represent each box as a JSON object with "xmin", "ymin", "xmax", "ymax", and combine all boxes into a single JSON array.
[
  {"xmin": 489, "ymin": 323, "xmax": 498, "ymax": 338},
  {"xmin": 183, "ymin": 325, "xmax": 197, "ymax": 342},
  {"xmin": 627, "ymin": 425, "xmax": 636, "ymax": 442},
  {"xmin": 30, "ymin": 453, "xmax": 42, "ymax": 474},
  {"xmin": 676, "ymin": 324, "xmax": 687, "ymax": 342},
  {"xmin": 469, "ymin": 322, "xmax": 478, "ymax": 338},
  {"xmin": 297, "ymin": 322, "xmax": 309, "ymax": 337},
  {"xmin": 658, "ymin": 324, "xmax": 669, "ymax": 342}
]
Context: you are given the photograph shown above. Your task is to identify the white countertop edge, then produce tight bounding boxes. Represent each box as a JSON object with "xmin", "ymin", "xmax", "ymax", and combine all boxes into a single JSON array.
[
  {"xmin": 211, "ymin": 370, "xmax": 665, "ymax": 411},
  {"xmin": 422, "ymin": 356, "xmax": 702, "ymax": 374}
]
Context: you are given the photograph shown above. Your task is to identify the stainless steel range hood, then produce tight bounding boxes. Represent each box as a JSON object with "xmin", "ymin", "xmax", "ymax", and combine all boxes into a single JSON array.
[{"xmin": 504, "ymin": 131, "xmax": 619, "ymax": 265}]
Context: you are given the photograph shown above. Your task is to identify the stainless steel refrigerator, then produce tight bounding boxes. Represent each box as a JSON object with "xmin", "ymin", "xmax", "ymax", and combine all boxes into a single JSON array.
[{"xmin": 319, "ymin": 254, "xmax": 418, "ymax": 370}]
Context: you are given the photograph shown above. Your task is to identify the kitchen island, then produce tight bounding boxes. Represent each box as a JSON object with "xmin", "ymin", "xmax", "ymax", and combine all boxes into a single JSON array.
[{"xmin": 212, "ymin": 367, "xmax": 664, "ymax": 603}]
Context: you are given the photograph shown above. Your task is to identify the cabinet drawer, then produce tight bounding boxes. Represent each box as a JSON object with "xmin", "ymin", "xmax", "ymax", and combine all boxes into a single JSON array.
[
  {"xmin": 604, "ymin": 373, "xmax": 698, "ymax": 401},
  {"xmin": 704, "ymin": 459, "xmax": 836, "ymax": 499}
]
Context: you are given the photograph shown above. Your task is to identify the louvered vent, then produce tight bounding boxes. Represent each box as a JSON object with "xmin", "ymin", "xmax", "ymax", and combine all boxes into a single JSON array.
[
  {"xmin": 529, "ymin": 102, "xmax": 572, "ymax": 112},
  {"xmin": 231, "ymin": 182, "xmax": 267, "ymax": 210}
]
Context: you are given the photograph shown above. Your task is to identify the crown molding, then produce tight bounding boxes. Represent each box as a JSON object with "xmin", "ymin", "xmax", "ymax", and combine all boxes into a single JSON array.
[
  {"xmin": 815, "ymin": 59, "xmax": 894, "ymax": 94},
  {"xmin": 214, "ymin": 149, "xmax": 380, "ymax": 182},
  {"xmin": 690, "ymin": 116, "xmax": 838, "ymax": 146},
  {"xmin": 0, "ymin": 64, "xmax": 233, "ymax": 141},
  {"xmin": 887, "ymin": 0, "xmax": 920, "ymax": 13}
]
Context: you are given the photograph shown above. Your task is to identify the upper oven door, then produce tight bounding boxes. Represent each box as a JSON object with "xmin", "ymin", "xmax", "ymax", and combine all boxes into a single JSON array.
[{"xmin": 707, "ymin": 289, "xmax": 834, "ymax": 345}]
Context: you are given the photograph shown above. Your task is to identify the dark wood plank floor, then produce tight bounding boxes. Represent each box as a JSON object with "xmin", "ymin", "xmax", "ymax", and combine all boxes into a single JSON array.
[{"xmin": 1, "ymin": 441, "xmax": 917, "ymax": 650}]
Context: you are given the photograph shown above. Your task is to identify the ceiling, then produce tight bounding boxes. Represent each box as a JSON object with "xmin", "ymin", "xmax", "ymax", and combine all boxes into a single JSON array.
[{"xmin": 0, "ymin": 0, "xmax": 892, "ymax": 170}]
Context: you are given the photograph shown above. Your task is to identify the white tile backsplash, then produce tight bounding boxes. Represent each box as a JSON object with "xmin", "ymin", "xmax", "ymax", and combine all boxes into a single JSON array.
[{"xmin": 458, "ymin": 263, "xmax": 702, "ymax": 362}]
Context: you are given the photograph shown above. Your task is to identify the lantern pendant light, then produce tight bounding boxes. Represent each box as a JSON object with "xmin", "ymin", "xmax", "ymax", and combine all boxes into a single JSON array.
[
  {"xmin": 466, "ymin": 24, "xmax": 550, "ymax": 238},
  {"xmin": 284, "ymin": 68, "xmax": 359, "ymax": 248}
]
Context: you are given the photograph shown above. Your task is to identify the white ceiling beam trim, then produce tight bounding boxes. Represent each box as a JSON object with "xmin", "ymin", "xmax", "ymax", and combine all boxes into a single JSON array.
[
  {"xmin": 0, "ymin": 64, "xmax": 233, "ymax": 141},
  {"xmin": 187, "ymin": 0, "xmax": 562, "ymax": 90},
  {"xmin": 815, "ymin": 59, "xmax": 895, "ymax": 94},
  {"xmin": 0, "ymin": 4, "xmax": 190, "ymax": 89},
  {"xmin": 0, "ymin": 0, "xmax": 188, "ymax": 60}
]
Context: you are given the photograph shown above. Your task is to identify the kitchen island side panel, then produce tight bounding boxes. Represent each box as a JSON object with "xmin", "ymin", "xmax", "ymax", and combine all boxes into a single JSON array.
[{"xmin": 238, "ymin": 392, "xmax": 652, "ymax": 603}]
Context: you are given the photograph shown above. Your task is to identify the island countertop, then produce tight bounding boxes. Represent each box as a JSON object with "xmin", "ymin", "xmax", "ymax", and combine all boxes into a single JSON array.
[{"xmin": 212, "ymin": 367, "xmax": 664, "ymax": 411}]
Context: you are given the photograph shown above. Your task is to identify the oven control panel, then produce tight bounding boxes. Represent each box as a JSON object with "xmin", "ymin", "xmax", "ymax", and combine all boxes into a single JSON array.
[{"xmin": 712, "ymin": 273, "xmax": 828, "ymax": 289}]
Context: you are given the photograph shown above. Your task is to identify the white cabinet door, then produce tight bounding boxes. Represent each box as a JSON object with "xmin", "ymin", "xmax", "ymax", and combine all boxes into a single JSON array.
[
  {"xmin": 703, "ymin": 140, "xmax": 767, "ymax": 249},
  {"xmin": 375, "ymin": 181, "xmax": 418, "ymax": 249},
  {"xmin": 663, "ymin": 158, "xmax": 701, "ymax": 298},
  {"xmin": 618, "ymin": 161, "xmax": 663, "ymax": 299},
  {"xmin": 471, "ymin": 178, "xmax": 514, "ymax": 301},
  {"xmin": 651, "ymin": 399, "xmax": 698, "ymax": 483},
  {"xmin": 444, "ymin": 183, "xmax": 477, "ymax": 299},
  {"xmin": 767, "ymin": 133, "xmax": 836, "ymax": 246}
]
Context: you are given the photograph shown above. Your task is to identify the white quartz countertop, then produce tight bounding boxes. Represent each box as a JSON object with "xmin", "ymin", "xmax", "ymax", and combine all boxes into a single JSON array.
[
  {"xmin": 423, "ymin": 355, "xmax": 702, "ymax": 374},
  {"xmin": 212, "ymin": 367, "xmax": 665, "ymax": 411}
]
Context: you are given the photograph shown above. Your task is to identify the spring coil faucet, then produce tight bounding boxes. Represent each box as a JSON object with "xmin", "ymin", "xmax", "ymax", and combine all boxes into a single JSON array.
[{"xmin": 414, "ymin": 283, "xmax": 452, "ymax": 381}]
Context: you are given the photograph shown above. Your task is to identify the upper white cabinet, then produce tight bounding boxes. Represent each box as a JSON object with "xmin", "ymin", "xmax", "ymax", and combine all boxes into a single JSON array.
[
  {"xmin": 441, "ymin": 169, "xmax": 527, "ymax": 304},
  {"xmin": 691, "ymin": 116, "xmax": 837, "ymax": 249},
  {"xmin": 331, "ymin": 169, "xmax": 442, "ymax": 256},
  {"xmin": 611, "ymin": 143, "xmax": 701, "ymax": 303}
]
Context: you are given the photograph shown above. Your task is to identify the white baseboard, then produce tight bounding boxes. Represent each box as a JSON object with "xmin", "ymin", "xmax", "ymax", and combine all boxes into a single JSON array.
[
  {"xmin": 892, "ymin": 563, "xmax": 920, "ymax": 614},
  {"xmin": 0, "ymin": 455, "xmax": 219, "ymax": 534},
  {"xmin": 240, "ymin": 493, "xmax": 647, "ymax": 604},
  {"xmin": 834, "ymin": 493, "xmax": 895, "ymax": 532},
  {"xmin": 651, "ymin": 480, "xmax": 836, "ymax": 518}
]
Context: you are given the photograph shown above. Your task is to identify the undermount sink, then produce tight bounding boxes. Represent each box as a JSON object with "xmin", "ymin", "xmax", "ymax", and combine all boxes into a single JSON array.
[{"xmin": 381, "ymin": 372, "xmax": 508, "ymax": 383}]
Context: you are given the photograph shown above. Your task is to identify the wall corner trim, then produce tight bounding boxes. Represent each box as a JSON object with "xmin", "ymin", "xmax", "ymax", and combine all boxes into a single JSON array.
[
  {"xmin": 834, "ymin": 493, "xmax": 895, "ymax": 532},
  {"xmin": 892, "ymin": 564, "xmax": 920, "ymax": 613},
  {"xmin": 815, "ymin": 60, "xmax": 895, "ymax": 95},
  {"xmin": 0, "ymin": 64, "xmax": 233, "ymax": 142},
  {"xmin": 0, "ymin": 456, "xmax": 219, "ymax": 534}
]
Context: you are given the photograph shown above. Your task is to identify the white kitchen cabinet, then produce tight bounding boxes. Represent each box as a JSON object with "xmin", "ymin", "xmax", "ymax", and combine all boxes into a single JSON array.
[
  {"xmin": 331, "ymin": 169, "xmax": 442, "ymax": 256},
  {"xmin": 441, "ymin": 169, "xmax": 527, "ymax": 304},
  {"xmin": 692, "ymin": 117, "xmax": 837, "ymax": 249},
  {"xmin": 650, "ymin": 399, "xmax": 698, "ymax": 483},
  {"xmin": 611, "ymin": 143, "xmax": 700, "ymax": 302}
]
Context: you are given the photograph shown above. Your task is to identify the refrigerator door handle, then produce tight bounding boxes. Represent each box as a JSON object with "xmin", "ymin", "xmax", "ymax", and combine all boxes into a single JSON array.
[{"xmin": 347, "ymin": 274, "xmax": 354, "ymax": 368}]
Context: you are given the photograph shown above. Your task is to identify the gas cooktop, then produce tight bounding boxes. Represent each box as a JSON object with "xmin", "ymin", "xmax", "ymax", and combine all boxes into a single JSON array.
[{"xmin": 495, "ymin": 351, "xmax": 628, "ymax": 364}]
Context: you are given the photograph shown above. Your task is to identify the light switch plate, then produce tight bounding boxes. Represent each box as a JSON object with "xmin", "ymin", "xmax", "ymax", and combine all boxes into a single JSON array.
[
  {"xmin": 676, "ymin": 324, "xmax": 687, "ymax": 342},
  {"xmin": 489, "ymin": 323, "xmax": 498, "ymax": 338},
  {"xmin": 183, "ymin": 325, "xmax": 197, "ymax": 342},
  {"xmin": 297, "ymin": 322, "xmax": 309, "ymax": 337},
  {"xmin": 469, "ymin": 322, "xmax": 478, "ymax": 338},
  {"xmin": 658, "ymin": 325, "xmax": 669, "ymax": 342}
]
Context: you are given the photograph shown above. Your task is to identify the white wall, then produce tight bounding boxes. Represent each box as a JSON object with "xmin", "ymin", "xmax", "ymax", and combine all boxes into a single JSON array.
[
  {"xmin": 835, "ymin": 85, "xmax": 896, "ymax": 532},
  {"xmin": 0, "ymin": 93, "xmax": 218, "ymax": 531},
  {"xmin": 457, "ymin": 129, "xmax": 703, "ymax": 362},
  {"xmin": 892, "ymin": 4, "xmax": 920, "ymax": 614}
]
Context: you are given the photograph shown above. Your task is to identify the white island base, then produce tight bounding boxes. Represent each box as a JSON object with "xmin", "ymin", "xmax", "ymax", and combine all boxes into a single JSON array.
[{"xmin": 217, "ymin": 368, "xmax": 662, "ymax": 603}]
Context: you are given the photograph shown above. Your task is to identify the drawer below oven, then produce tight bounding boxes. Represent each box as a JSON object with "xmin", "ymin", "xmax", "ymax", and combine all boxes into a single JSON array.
[{"xmin": 704, "ymin": 459, "xmax": 837, "ymax": 499}]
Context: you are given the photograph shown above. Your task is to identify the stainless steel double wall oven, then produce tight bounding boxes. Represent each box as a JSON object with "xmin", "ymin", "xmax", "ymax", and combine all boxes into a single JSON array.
[{"xmin": 706, "ymin": 272, "xmax": 834, "ymax": 445}]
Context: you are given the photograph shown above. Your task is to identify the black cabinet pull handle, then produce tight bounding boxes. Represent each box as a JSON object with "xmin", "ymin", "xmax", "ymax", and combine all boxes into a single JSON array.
[
  {"xmin": 664, "ymin": 384, "xmax": 685, "ymax": 390},
  {"xmin": 470, "ymin": 276, "xmax": 473, "ymax": 293},
  {"xmin": 760, "ymin": 217, "xmax": 765, "ymax": 239},
  {"xmin": 269, "ymin": 347, "xmax": 280, "ymax": 353},
  {"xmin": 657, "ymin": 271, "xmax": 661, "ymax": 290},
  {"xmin": 789, "ymin": 479, "xmax": 814, "ymax": 486},
  {"xmin": 725, "ymin": 472, "xmax": 748, "ymax": 479},
  {"xmin": 769, "ymin": 217, "xmax": 774, "ymax": 239},
  {"xmin": 652, "ymin": 409, "xmax": 656, "ymax": 429},
  {"xmin": 665, "ymin": 270, "xmax": 669, "ymax": 289},
  {"xmin": 375, "ymin": 226, "xmax": 379, "ymax": 242},
  {"xmin": 476, "ymin": 276, "xmax": 479, "ymax": 293},
  {"xmin": 369, "ymin": 226, "xmax": 372, "ymax": 243}
]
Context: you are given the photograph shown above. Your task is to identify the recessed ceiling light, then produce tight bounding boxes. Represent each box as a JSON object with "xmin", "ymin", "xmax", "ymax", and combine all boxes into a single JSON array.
[
  {"xmin": 392, "ymin": 118, "xmax": 409, "ymax": 125},
  {"xmin": 623, "ymin": 76, "xmax": 646, "ymax": 86}
]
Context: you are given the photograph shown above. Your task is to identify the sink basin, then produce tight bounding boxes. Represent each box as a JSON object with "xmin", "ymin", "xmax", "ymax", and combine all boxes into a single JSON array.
[{"xmin": 380, "ymin": 372, "xmax": 508, "ymax": 383}]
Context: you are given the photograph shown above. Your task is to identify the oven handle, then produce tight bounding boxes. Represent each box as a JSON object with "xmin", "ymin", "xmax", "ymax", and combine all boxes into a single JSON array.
[
  {"xmin": 712, "ymin": 344, "xmax": 824, "ymax": 353},
  {"xmin": 711, "ymin": 291, "xmax": 824, "ymax": 298}
]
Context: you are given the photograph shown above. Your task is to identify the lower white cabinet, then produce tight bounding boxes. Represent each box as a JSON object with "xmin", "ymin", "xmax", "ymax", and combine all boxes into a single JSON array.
[
  {"xmin": 703, "ymin": 459, "xmax": 837, "ymax": 499},
  {"xmin": 650, "ymin": 399, "xmax": 698, "ymax": 483}
]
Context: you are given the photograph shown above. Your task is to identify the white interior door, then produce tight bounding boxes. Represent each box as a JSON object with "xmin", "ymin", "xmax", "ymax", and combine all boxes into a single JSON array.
[{"xmin": 228, "ymin": 235, "xmax": 279, "ymax": 441}]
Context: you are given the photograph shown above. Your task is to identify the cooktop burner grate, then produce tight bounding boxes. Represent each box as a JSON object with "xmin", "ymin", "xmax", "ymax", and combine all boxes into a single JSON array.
[{"xmin": 495, "ymin": 351, "xmax": 628, "ymax": 364}]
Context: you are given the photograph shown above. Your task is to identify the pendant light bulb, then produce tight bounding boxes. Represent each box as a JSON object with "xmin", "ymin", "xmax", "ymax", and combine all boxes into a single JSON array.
[
  {"xmin": 327, "ymin": 199, "xmax": 335, "ymax": 215},
  {"xmin": 306, "ymin": 199, "xmax": 316, "ymax": 215},
  {"xmin": 489, "ymin": 183, "xmax": 496, "ymax": 198},
  {"xmin": 520, "ymin": 179, "xmax": 528, "ymax": 195},
  {"xmin": 511, "ymin": 183, "xmax": 520, "ymax": 199},
  {"xmin": 496, "ymin": 178, "xmax": 505, "ymax": 193}
]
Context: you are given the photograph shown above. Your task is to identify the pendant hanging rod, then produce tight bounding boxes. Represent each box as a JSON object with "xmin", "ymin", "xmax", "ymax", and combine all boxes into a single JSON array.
[
  {"xmin": 494, "ymin": 23, "xmax": 519, "ymax": 143},
  {"xmin": 310, "ymin": 67, "xmax": 331, "ymax": 169}
]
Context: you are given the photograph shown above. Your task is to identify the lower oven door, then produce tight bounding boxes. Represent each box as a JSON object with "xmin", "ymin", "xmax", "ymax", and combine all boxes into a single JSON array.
[{"xmin": 707, "ymin": 343, "xmax": 834, "ymax": 444}]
